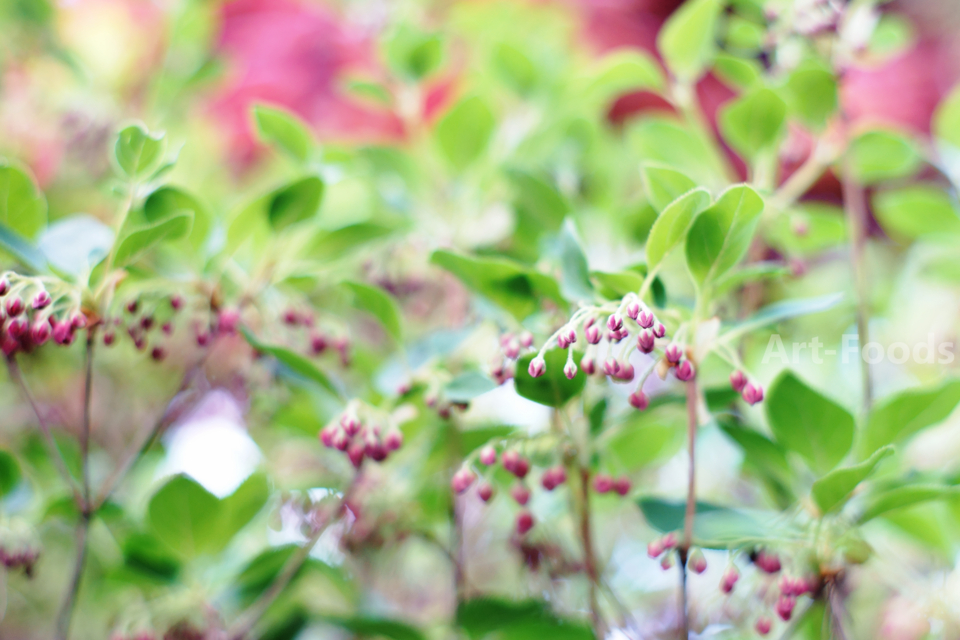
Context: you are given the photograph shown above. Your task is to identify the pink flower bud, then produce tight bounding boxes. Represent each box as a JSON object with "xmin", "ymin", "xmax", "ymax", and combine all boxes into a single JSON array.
[
  {"xmin": 170, "ymin": 295, "xmax": 183, "ymax": 311},
  {"xmin": 319, "ymin": 425, "xmax": 336, "ymax": 447},
  {"xmin": 504, "ymin": 339, "xmax": 521, "ymax": 359},
  {"xmin": 607, "ymin": 314, "xmax": 623, "ymax": 331},
  {"xmin": 580, "ymin": 355, "xmax": 596, "ymax": 375},
  {"xmin": 660, "ymin": 554, "xmax": 675, "ymax": 570},
  {"xmin": 593, "ymin": 474, "xmax": 613, "ymax": 494},
  {"xmin": 519, "ymin": 331, "xmax": 534, "ymax": 348},
  {"xmin": 755, "ymin": 550, "xmax": 781, "ymax": 574},
  {"xmin": 585, "ymin": 325, "xmax": 601, "ymax": 344},
  {"xmin": 527, "ymin": 357, "xmax": 546, "ymax": 378},
  {"xmin": 332, "ymin": 429, "xmax": 349, "ymax": 451},
  {"xmin": 384, "ymin": 429, "xmax": 403, "ymax": 451},
  {"xmin": 564, "ymin": 327, "xmax": 577, "ymax": 345},
  {"xmin": 502, "ymin": 450, "xmax": 519, "ymax": 473},
  {"xmin": 217, "ymin": 309, "xmax": 241, "ymax": 334},
  {"xmin": 103, "ymin": 330, "xmax": 116, "ymax": 346},
  {"xmin": 348, "ymin": 442, "xmax": 365, "ymax": 468},
  {"xmin": 653, "ymin": 323, "xmax": 666, "ymax": 338},
  {"xmin": 30, "ymin": 320, "xmax": 51, "ymax": 345},
  {"xmin": 638, "ymin": 310, "xmax": 654, "ymax": 329},
  {"xmin": 70, "ymin": 313, "xmax": 87, "ymax": 330},
  {"xmin": 32, "ymin": 291, "xmax": 51, "ymax": 310},
  {"xmin": 196, "ymin": 330, "xmax": 210, "ymax": 347},
  {"xmin": 340, "ymin": 415, "xmax": 361, "ymax": 437},
  {"xmin": 513, "ymin": 457, "xmax": 530, "ymax": 479},
  {"xmin": 742, "ymin": 383, "xmax": 764, "ymax": 405},
  {"xmin": 283, "ymin": 309, "xmax": 299, "ymax": 325},
  {"xmin": 126, "ymin": 300, "xmax": 139, "ymax": 314},
  {"xmin": 53, "ymin": 321, "xmax": 73, "ymax": 345},
  {"xmin": 626, "ymin": 302, "xmax": 640, "ymax": 320},
  {"xmin": 775, "ymin": 595, "xmax": 796, "ymax": 621},
  {"xmin": 557, "ymin": 334, "xmax": 569, "ymax": 350},
  {"xmin": 730, "ymin": 370, "xmax": 747, "ymax": 392},
  {"xmin": 151, "ymin": 347, "xmax": 166, "ymax": 361},
  {"xmin": 629, "ymin": 390, "xmax": 649, "ymax": 410},
  {"xmin": 664, "ymin": 344, "xmax": 682, "ymax": 364},
  {"xmin": 479, "ymin": 445, "xmax": 497, "ymax": 466},
  {"xmin": 721, "ymin": 566, "xmax": 740, "ymax": 594},
  {"xmin": 647, "ymin": 539, "xmax": 665, "ymax": 558},
  {"xmin": 675, "ymin": 360, "xmax": 695, "ymax": 381},
  {"xmin": 452, "ymin": 468, "xmax": 476, "ymax": 494},
  {"xmin": 478, "ymin": 483, "xmax": 494, "ymax": 502},
  {"xmin": 603, "ymin": 358, "xmax": 620, "ymax": 376},
  {"xmin": 516, "ymin": 510, "xmax": 534, "ymax": 535},
  {"xmin": 140, "ymin": 316, "xmax": 155, "ymax": 331},
  {"xmin": 0, "ymin": 279, "xmax": 7, "ymax": 295},
  {"xmin": 5, "ymin": 297, "xmax": 23, "ymax": 316},
  {"xmin": 7, "ymin": 317, "xmax": 27, "ymax": 339},
  {"xmin": 662, "ymin": 532, "xmax": 678, "ymax": 549},
  {"xmin": 613, "ymin": 476, "xmax": 631, "ymax": 496},
  {"xmin": 161, "ymin": 322, "xmax": 173, "ymax": 335},
  {"xmin": 614, "ymin": 363, "xmax": 635, "ymax": 382},
  {"xmin": 541, "ymin": 466, "xmax": 566, "ymax": 490},
  {"xmin": 637, "ymin": 330, "xmax": 655, "ymax": 353},
  {"xmin": 689, "ymin": 548, "xmax": 707, "ymax": 574},
  {"xmin": 755, "ymin": 617, "xmax": 772, "ymax": 635},
  {"xmin": 1, "ymin": 335, "xmax": 19, "ymax": 356},
  {"xmin": 510, "ymin": 484, "xmax": 531, "ymax": 505},
  {"xmin": 563, "ymin": 361, "xmax": 578, "ymax": 379}
]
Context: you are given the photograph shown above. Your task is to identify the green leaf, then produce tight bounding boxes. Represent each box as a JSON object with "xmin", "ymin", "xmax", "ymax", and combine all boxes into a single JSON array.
[
  {"xmin": 783, "ymin": 64, "xmax": 838, "ymax": 129},
  {"xmin": 860, "ymin": 483, "xmax": 960, "ymax": 523},
  {"xmin": 933, "ymin": 82, "xmax": 960, "ymax": 148},
  {"xmin": 341, "ymin": 281, "xmax": 403, "ymax": 343},
  {"xmin": 430, "ymin": 250, "xmax": 564, "ymax": 322},
  {"xmin": 861, "ymin": 379, "xmax": 960, "ymax": 456},
  {"xmin": 555, "ymin": 219, "xmax": 594, "ymax": 302},
  {"xmin": 645, "ymin": 187, "xmax": 712, "ymax": 270},
  {"xmin": 241, "ymin": 327, "xmax": 340, "ymax": 397},
  {"xmin": 38, "ymin": 214, "xmax": 114, "ymax": 278},
  {"xmin": 719, "ymin": 422, "xmax": 793, "ymax": 488},
  {"xmin": 588, "ymin": 399, "xmax": 608, "ymax": 436},
  {"xmin": 324, "ymin": 617, "xmax": 425, "ymax": 640},
  {"xmin": 713, "ymin": 53, "xmax": 761, "ymax": 90},
  {"xmin": 114, "ymin": 123, "xmax": 166, "ymax": 179},
  {"xmin": 811, "ymin": 446, "xmax": 894, "ymax": 513},
  {"xmin": 847, "ymin": 129, "xmax": 921, "ymax": 185},
  {"xmin": 0, "ymin": 222, "xmax": 49, "ymax": 272},
  {"xmin": 587, "ymin": 50, "xmax": 665, "ymax": 104},
  {"xmin": 0, "ymin": 449, "xmax": 21, "ymax": 496},
  {"xmin": 766, "ymin": 371, "xmax": 855, "ymax": 474},
  {"xmin": 445, "ymin": 371, "xmax": 498, "ymax": 403},
  {"xmin": 435, "ymin": 95, "xmax": 495, "ymax": 169},
  {"xmin": 766, "ymin": 202, "xmax": 846, "ymax": 256},
  {"xmin": 219, "ymin": 473, "xmax": 270, "ymax": 542},
  {"xmin": 637, "ymin": 497, "xmax": 776, "ymax": 548},
  {"xmin": 872, "ymin": 184, "xmax": 960, "ymax": 240},
  {"xmin": 602, "ymin": 407, "xmax": 684, "ymax": 473},
  {"xmin": 0, "ymin": 162, "xmax": 47, "ymax": 238},
  {"xmin": 628, "ymin": 118, "xmax": 725, "ymax": 187},
  {"xmin": 268, "ymin": 176, "xmax": 324, "ymax": 230},
  {"xmin": 640, "ymin": 164, "xmax": 697, "ymax": 213},
  {"xmin": 590, "ymin": 270, "xmax": 644, "ymax": 299},
  {"xmin": 114, "ymin": 212, "xmax": 193, "ymax": 266},
  {"xmin": 721, "ymin": 292, "xmax": 844, "ymax": 342},
  {"xmin": 384, "ymin": 24, "xmax": 443, "ymax": 80},
  {"xmin": 308, "ymin": 222, "xmax": 397, "ymax": 260},
  {"xmin": 718, "ymin": 88, "xmax": 787, "ymax": 159},
  {"xmin": 656, "ymin": 0, "xmax": 721, "ymax": 81},
  {"xmin": 713, "ymin": 261, "xmax": 790, "ymax": 295},
  {"xmin": 122, "ymin": 532, "xmax": 181, "ymax": 582},
  {"xmin": 253, "ymin": 104, "xmax": 313, "ymax": 162},
  {"xmin": 684, "ymin": 184, "xmax": 765, "ymax": 285},
  {"xmin": 457, "ymin": 598, "xmax": 595, "ymax": 640},
  {"xmin": 506, "ymin": 168, "xmax": 570, "ymax": 233},
  {"xmin": 461, "ymin": 425, "xmax": 516, "ymax": 456},
  {"xmin": 143, "ymin": 186, "xmax": 210, "ymax": 250},
  {"xmin": 493, "ymin": 43, "xmax": 537, "ymax": 94},
  {"xmin": 514, "ymin": 349, "xmax": 586, "ymax": 408}
]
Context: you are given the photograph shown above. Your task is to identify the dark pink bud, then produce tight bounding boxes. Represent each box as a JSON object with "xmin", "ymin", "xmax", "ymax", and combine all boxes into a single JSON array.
[
  {"xmin": 755, "ymin": 550, "xmax": 781, "ymax": 574},
  {"xmin": 637, "ymin": 330, "xmax": 655, "ymax": 353},
  {"xmin": 580, "ymin": 355, "xmax": 596, "ymax": 375},
  {"xmin": 626, "ymin": 302, "xmax": 640, "ymax": 320},
  {"xmin": 730, "ymin": 370, "xmax": 747, "ymax": 392},
  {"xmin": 479, "ymin": 445, "xmax": 497, "ymax": 466},
  {"xmin": 384, "ymin": 429, "xmax": 403, "ymax": 451},
  {"xmin": 510, "ymin": 484, "xmax": 531, "ymax": 505},
  {"xmin": 151, "ymin": 346, "xmax": 166, "ymax": 361},
  {"xmin": 478, "ymin": 483, "xmax": 494, "ymax": 502},
  {"xmin": 196, "ymin": 330, "xmax": 210, "ymax": 347},
  {"xmin": 607, "ymin": 314, "xmax": 623, "ymax": 331},
  {"xmin": 742, "ymin": 383, "xmax": 764, "ymax": 405},
  {"xmin": 5, "ymin": 297, "xmax": 23, "ymax": 316},
  {"xmin": 7, "ymin": 317, "xmax": 27, "ymax": 339},
  {"xmin": 689, "ymin": 548, "xmax": 707, "ymax": 574},
  {"xmin": 283, "ymin": 309, "xmax": 299, "ymax": 325},
  {"xmin": 30, "ymin": 321, "xmax": 51, "ymax": 345},
  {"xmin": 348, "ymin": 442, "xmax": 365, "ymax": 468},
  {"xmin": 557, "ymin": 334, "xmax": 570, "ymax": 350},
  {"xmin": 126, "ymin": 299, "xmax": 139, "ymax": 314},
  {"xmin": 664, "ymin": 344, "xmax": 682, "ymax": 364},
  {"xmin": 332, "ymin": 429, "xmax": 349, "ymax": 451},
  {"xmin": 662, "ymin": 532, "xmax": 678, "ymax": 549},
  {"xmin": 603, "ymin": 358, "xmax": 620, "ymax": 376},
  {"xmin": 310, "ymin": 332, "xmax": 327, "ymax": 355},
  {"xmin": 629, "ymin": 390, "xmax": 649, "ymax": 410},
  {"xmin": 340, "ymin": 415, "xmax": 361, "ymax": 437},
  {"xmin": 0, "ymin": 279, "xmax": 7, "ymax": 295},
  {"xmin": 103, "ymin": 331, "xmax": 116, "ymax": 346},
  {"xmin": 504, "ymin": 339, "xmax": 521, "ymax": 359},
  {"xmin": 721, "ymin": 566, "xmax": 740, "ymax": 594},
  {"xmin": 593, "ymin": 474, "xmax": 613, "ymax": 494},
  {"xmin": 31, "ymin": 291, "xmax": 51, "ymax": 310},
  {"xmin": 563, "ymin": 361, "xmax": 577, "ymax": 379},
  {"xmin": 217, "ymin": 309, "xmax": 240, "ymax": 334},
  {"xmin": 319, "ymin": 425, "xmax": 336, "ymax": 447},
  {"xmin": 161, "ymin": 322, "xmax": 173, "ymax": 335},
  {"xmin": 53, "ymin": 321, "xmax": 73, "ymax": 345},
  {"xmin": 519, "ymin": 331, "xmax": 534, "ymax": 348},
  {"xmin": 653, "ymin": 322, "xmax": 666, "ymax": 338},
  {"xmin": 775, "ymin": 595, "xmax": 796, "ymax": 621},
  {"xmin": 512, "ymin": 457, "xmax": 530, "ymax": 479},
  {"xmin": 367, "ymin": 441, "xmax": 388, "ymax": 462},
  {"xmin": 647, "ymin": 539, "xmax": 665, "ymax": 558},
  {"xmin": 516, "ymin": 510, "xmax": 534, "ymax": 535},
  {"xmin": 1, "ymin": 335, "xmax": 19, "ymax": 356},
  {"xmin": 541, "ymin": 466, "xmax": 566, "ymax": 491},
  {"xmin": 452, "ymin": 468, "xmax": 476, "ymax": 493},
  {"xmin": 527, "ymin": 357, "xmax": 545, "ymax": 378},
  {"xmin": 660, "ymin": 553, "xmax": 675, "ymax": 570},
  {"xmin": 675, "ymin": 360, "xmax": 695, "ymax": 381},
  {"xmin": 614, "ymin": 363, "xmax": 635, "ymax": 382},
  {"xmin": 170, "ymin": 295, "xmax": 183, "ymax": 311},
  {"xmin": 70, "ymin": 314, "xmax": 87, "ymax": 330},
  {"xmin": 585, "ymin": 325, "xmax": 601, "ymax": 344},
  {"xmin": 502, "ymin": 450, "xmax": 520, "ymax": 473},
  {"xmin": 755, "ymin": 617, "xmax": 772, "ymax": 635},
  {"xmin": 613, "ymin": 476, "xmax": 631, "ymax": 496},
  {"xmin": 638, "ymin": 310, "xmax": 654, "ymax": 329}
]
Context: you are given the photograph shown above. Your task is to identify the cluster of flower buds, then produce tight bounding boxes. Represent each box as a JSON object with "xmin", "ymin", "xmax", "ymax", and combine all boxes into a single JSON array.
[
  {"xmin": 105, "ymin": 294, "xmax": 197, "ymax": 361},
  {"xmin": 730, "ymin": 370, "xmax": 764, "ymax": 406},
  {"xmin": 281, "ymin": 306, "xmax": 351, "ymax": 366},
  {"xmin": 716, "ymin": 549, "xmax": 816, "ymax": 633},
  {"xmin": 319, "ymin": 408, "xmax": 403, "ymax": 469},
  {"xmin": 488, "ymin": 331, "xmax": 534, "ymax": 384},
  {"xmin": 0, "ymin": 542, "xmax": 40, "ymax": 577},
  {"xmin": 752, "ymin": 548, "xmax": 781, "ymax": 574},
  {"xmin": 592, "ymin": 473, "xmax": 631, "ymax": 496},
  {"xmin": 0, "ymin": 275, "xmax": 89, "ymax": 357}
]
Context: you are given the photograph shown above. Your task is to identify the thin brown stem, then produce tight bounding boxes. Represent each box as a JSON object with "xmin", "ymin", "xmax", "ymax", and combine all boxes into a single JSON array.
[
  {"xmin": 578, "ymin": 465, "xmax": 602, "ymax": 638},
  {"xmin": 6, "ymin": 358, "xmax": 83, "ymax": 506},
  {"xmin": 55, "ymin": 513, "xmax": 90, "ymax": 640},
  {"xmin": 81, "ymin": 333, "xmax": 95, "ymax": 504},
  {"xmin": 842, "ymin": 156, "xmax": 873, "ymax": 412},
  {"xmin": 680, "ymin": 378, "xmax": 699, "ymax": 639}
]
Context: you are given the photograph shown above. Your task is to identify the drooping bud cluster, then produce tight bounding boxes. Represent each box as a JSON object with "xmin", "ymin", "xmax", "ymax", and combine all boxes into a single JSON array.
[
  {"xmin": 489, "ymin": 331, "xmax": 534, "ymax": 385},
  {"xmin": 0, "ymin": 273, "xmax": 87, "ymax": 357},
  {"xmin": 730, "ymin": 370, "xmax": 764, "ymax": 406},
  {"xmin": 278, "ymin": 306, "xmax": 351, "ymax": 367},
  {"xmin": 592, "ymin": 473, "xmax": 631, "ymax": 496},
  {"xmin": 0, "ymin": 542, "xmax": 40, "ymax": 577},
  {"xmin": 319, "ymin": 405, "xmax": 404, "ymax": 469}
]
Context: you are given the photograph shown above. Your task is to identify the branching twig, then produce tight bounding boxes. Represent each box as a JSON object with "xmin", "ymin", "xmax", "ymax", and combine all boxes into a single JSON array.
[{"xmin": 55, "ymin": 512, "xmax": 90, "ymax": 640}]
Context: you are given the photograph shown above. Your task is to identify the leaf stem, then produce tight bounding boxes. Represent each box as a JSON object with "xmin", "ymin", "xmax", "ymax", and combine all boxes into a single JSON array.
[
  {"xmin": 55, "ymin": 512, "xmax": 90, "ymax": 640},
  {"xmin": 577, "ymin": 464, "xmax": 603, "ymax": 638},
  {"xmin": 841, "ymin": 156, "xmax": 873, "ymax": 411}
]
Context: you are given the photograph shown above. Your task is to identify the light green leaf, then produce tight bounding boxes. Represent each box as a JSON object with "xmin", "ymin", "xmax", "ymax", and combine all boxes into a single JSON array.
[
  {"xmin": 341, "ymin": 280, "xmax": 403, "ymax": 343},
  {"xmin": 114, "ymin": 123, "xmax": 166, "ymax": 179},
  {"xmin": 646, "ymin": 187, "xmax": 712, "ymax": 270},
  {"xmin": 933, "ymin": 82, "xmax": 960, "ymax": 148},
  {"xmin": 861, "ymin": 379, "xmax": 960, "ymax": 456},
  {"xmin": 719, "ymin": 88, "xmax": 786, "ymax": 159},
  {"xmin": 713, "ymin": 53, "xmax": 761, "ymax": 89},
  {"xmin": 587, "ymin": 50, "xmax": 665, "ymax": 104},
  {"xmin": 114, "ymin": 212, "xmax": 193, "ymax": 266},
  {"xmin": 847, "ymin": 129, "xmax": 921, "ymax": 185},
  {"xmin": 457, "ymin": 598, "xmax": 595, "ymax": 640},
  {"xmin": 641, "ymin": 164, "xmax": 696, "ymax": 213},
  {"xmin": 685, "ymin": 184, "xmax": 765, "ymax": 285},
  {"xmin": 506, "ymin": 168, "xmax": 570, "ymax": 233},
  {"xmin": 719, "ymin": 422, "xmax": 794, "ymax": 488},
  {"xmin": 766, "ymin": 370, "xmax": 855, "ymax": 474},
  {"xmin": 384, "ymin": 24, "xmax": 443, "ymax": 80},
  {"xmin": 0, "ymin": 162, "xmax": 47, "ymax": 238},
  {"xmin": 308, "ymin": 222, "xmax": 397, "ymax": 261},
  {"xmin": 603, "ymin": 406, "xmax": 684, "ymax": 473},
  {"xmin": 268, "ymin": 176, "xmax": 324, "ymax": 230},
  {"xmin": 436, "ymin": 96, "xmax": 495, "ymax": 169},
  {"xmin": 493, "ymin": 43, "xmax": 537, "ymax": 94},
  {"xmin": 721, "ymin": 292, "xmax": 844, "ymax": 342},
  {"xmin": 147, "ymin": 475, "xmax": 219, "ymax": 557},
  {"xmin": 713, "ymin": 261, "xmax": 791, "ymax": 295},
  {"xmin": 657, "ymin": 0, "xmax": 721, "ymax": 81},
  {"xmin": 0, "ymin": 449, "xmax": 21, "ymax": 496},
  {"xmin": 514, "ymin": 349, "xmax": 586, "ymax": 408},
  {"xmin": 766, "ymin": 202, "xmax": 847, "ymax": 256},
  {"xmin": 783, "ymin": 64, "xmax": 838, "ymax": 129},
  {"xmin": 811, "ymin": 446, "xmax": 894, "ymax": 513},
  {"xmin": 872, "ymin": 184, "xmax": 960, "ymax": 240},
  {"xmin": 555, "ymin": 219, "xmax": 594, "ymax": 302},
  {"xmin": 241, "ymin": 327, "xmax": 340, "ymax": 397},
  {"xmin": 628, "ymin": 118, "xmax": 725, "ymax": 187},
  {"xmin": 860, "ymin": 483, "xmax": 960, "ymax": 523},
  {"xmin": 143, "ymin": 186, "xmax": 210, "ymax": 249},
  {"xmin": 253, "ymin": 104, "xmax": 313, "ymax": 162},
  {"xmin": 590, "ymin": 270, "xmax": 644, "ymax": 299},
  {"xmin": 444, "ymin": 371, "xmax": 498, "ymax": 403},
  {"xmin": 638, "ymin": 497, "xmax": 777, "ymax": 548}
]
